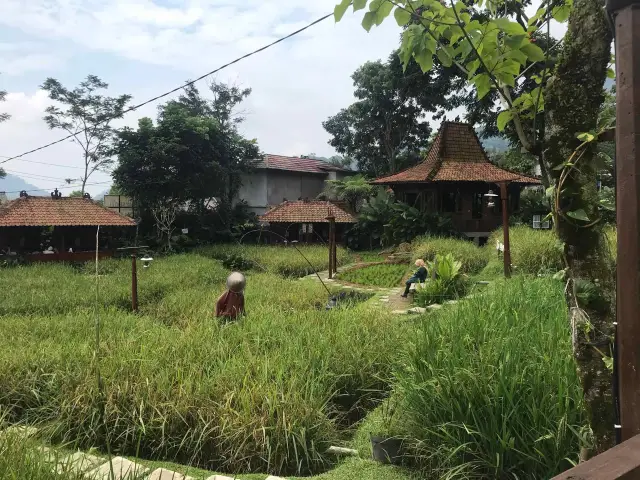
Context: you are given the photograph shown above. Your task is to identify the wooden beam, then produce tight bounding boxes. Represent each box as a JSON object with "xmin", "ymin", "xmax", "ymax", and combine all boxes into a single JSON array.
[{"xmin": 551, "ymin": 435, "xmax": 640, "ymax": 479}]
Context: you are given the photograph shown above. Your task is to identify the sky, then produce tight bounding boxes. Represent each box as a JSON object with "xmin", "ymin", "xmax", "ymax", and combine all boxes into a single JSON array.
[
  {"xmin": 0, "ymin": 1, "xmax": 568, "ymax": 197},
  {"xmin": 0, "ymin": 0, "xmax": 404, "ymax": 195}
]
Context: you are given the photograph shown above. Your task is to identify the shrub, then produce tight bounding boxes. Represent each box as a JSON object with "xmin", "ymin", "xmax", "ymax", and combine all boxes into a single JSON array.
[
  {"xmin": 394, "ymin": 277, "xmax": 586, "ymax": 479},
  {"xmin": 414, "ymin": 254, "xmax": 469, "ymax": 305},
  {"xmin": 412, "ymin": 237, "xmax": 489, "ymax": 274},
  {"xmin": 489, "ymin": 225, "xmax": 563, "ymax": 274},
  {"xmin": 337, "ymin": 263, "xmax": 409, "ymax": 288}
]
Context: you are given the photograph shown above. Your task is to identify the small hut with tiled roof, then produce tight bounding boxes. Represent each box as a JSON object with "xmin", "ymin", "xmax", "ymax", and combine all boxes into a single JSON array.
[
  {"xmin": 259, "ymin": 200, "xmax": 356, "ymax": 244},
  {"xmin": 373, "ymin": 121, "xmax": 541, "ymax": 244},
  {"xmin": 0, "ymin": 190, "xmax": 136, "ymax": 262}
]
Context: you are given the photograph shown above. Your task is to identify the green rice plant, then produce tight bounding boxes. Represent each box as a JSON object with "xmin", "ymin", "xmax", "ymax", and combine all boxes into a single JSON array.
[
  {"xmin": 393, "ymin": 277, "xmax": 586, "ymax": 479},
  {"xmin": 489, "ymin": 226, "xmax": 563, "ymax": 275},
  {"xmin": 337, "ymin": 264, "xmax": 409, "ymax": 287},
  {"xmin": 198, "ymin": 244, "xmax": 351, "ymax": 277},
  {"xmin": 0, "ymin": 253, "xmax": 413, "ymax": 476},
  {"xmin": 412, "ymin": 237, "xmax": 489, "ymax": 274}
]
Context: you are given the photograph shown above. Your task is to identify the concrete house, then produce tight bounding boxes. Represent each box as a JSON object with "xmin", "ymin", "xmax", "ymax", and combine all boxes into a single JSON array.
[{"xmin": 236, "ymin": 155, "xmax": 352, "ymax": 216}]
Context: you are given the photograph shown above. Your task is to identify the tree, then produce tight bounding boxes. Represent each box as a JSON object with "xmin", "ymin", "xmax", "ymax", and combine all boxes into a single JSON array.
[
  {"xmin": 41, "ymin": 75, "xmax": 132, "ymax": 194},
  {"xmin": 324, "ymin": 57, "xmax": 443, "ymax": 176},
  {"xmin": 336, "ymin": 0, "xmax": 615, "ymax": 455},
  {"xmin": 68, "ymin": 190, "xmax": 84, "ymax": 197},
  {"xmin": 0, "ymin": 73, "xmax": 9, "ymax": 179},
  {"xmin": 319, "ymin": 174, "xmax": 375, "ymax": 211},
  {"xmin": 327, "ymin": 155, "xmax": 355, "ymax": 170},
  {"xmin": 487, "ymin": 147, "xmax": 537, "ymax": 175},
  {"xmin": 113, "ymin": 96, "xmax": 259, "ymax": 249}
]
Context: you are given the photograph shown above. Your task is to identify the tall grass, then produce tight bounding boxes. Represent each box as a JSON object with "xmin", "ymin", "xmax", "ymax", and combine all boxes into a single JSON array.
[
  {"xmin": 0, "ymin": 254, "xmax": 412, "ymax": 476},
  {"xmin": 488, "ymin": 226, "xmax": 563, "ymax": 275},
  {"xmin": 412, "ymin": 237, "xmax": 488, "ymax": 274},
  {"xmin": 197, "ymin": 244, "xmax": 351, "ymax": 278},
  {"xmin": 393, "ymin": 277, "xmax": 586, "ymax": 479}
]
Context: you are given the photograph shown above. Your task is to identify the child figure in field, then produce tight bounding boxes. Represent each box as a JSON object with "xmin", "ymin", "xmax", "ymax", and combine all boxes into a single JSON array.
[
  {"xmin": 215, "ymin": 272, "xmax": 246, "ymax": 321},
  {"xmin": 401, "ymin": 259, "xmax": 428, "ymax": 298}
]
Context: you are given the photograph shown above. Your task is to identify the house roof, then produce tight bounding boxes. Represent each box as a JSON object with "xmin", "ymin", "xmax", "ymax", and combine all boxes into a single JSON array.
[
  {"xmin": 372, "ymin": 122, "xmax": 541, "ymax": 185},
  {"xmin": 260, "ymin": 201, "xmax": 356, "ymax": 224},
  {"xmin": 0, "ymin": 196, "xmax": 137, "ymax": 227},
  {"xmin": 253, "ymin": 155, "xmax": 349, "ymax": 174}
]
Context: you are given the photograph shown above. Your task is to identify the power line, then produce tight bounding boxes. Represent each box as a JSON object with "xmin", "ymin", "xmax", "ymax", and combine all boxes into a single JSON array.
[
  {"xmin": 3, "ymin": 169, "xmax": 75, "ymax": 181},
  {"xmin": 1, "ymin": 180, "xmax": 112, "ymax": 195},
  {"xmin": 0, "ymin": 155, "xmax": 86, "ymax": 169},
  {"xmin": 0, "ymin": 11, "xmax": 334, "ymax": 166}
]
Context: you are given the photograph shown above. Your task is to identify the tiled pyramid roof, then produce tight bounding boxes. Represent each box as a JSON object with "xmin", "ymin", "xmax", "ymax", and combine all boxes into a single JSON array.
[
  {"xmin": 253, "ymin": 155, "xmax": 349, "ymax": 174},
  {"xmin": 260, "ymin": 201, "xmax": 356, "ymax": 224},
  {"xmin": 372, "ymin": 122, "xmax": 540, "ymax": 185},
  {"xmin": 0, "ymin": 196, "xmax": 137, "ymax": 227}
]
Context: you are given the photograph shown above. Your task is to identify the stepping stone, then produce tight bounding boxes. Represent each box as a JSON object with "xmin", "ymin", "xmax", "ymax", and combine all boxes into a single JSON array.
[
  {"xmin": 205, "ymin": 475, "xmax": 237, "ymax": 480},
  {"xmin": 87, "ymin": 456, "xmax": 149, "ymax": 480},
  {"xmin": 391, "ymin": 310, "xmax": 409, "ymax": 315},
  {"xmin": 148, "ymin": 468, "xmax": 194, "ymax": 480},
  {"xmin": 57, "ymin": 452, "xmax": 104, "ymax": 474},
  {"xmin": 408, "ymin": 307, "xmax": 427, "ymax": 314},
  {"xmin": 427, "ymin": 304, "xmax": 442, "ymax": 310}
]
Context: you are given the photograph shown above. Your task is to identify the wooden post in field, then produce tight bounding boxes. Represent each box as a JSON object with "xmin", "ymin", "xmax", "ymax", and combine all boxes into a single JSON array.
[
  {"xmin": 608, "ymin": 0, "xmax": 640, "ymax": 441},
  {"xmin": 499, "ymin": 181, "xmax": 512, "ymax": 278},
  {"xmin": 131, "ymin": 250, "xmax": 138, "ymax": 312},
  {"xmin": 327, "ymin": 213, "xmax": 336, "ymax": 279}
]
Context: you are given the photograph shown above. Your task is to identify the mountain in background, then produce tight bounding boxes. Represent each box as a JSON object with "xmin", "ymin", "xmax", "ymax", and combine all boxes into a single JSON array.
[
  {"xmin": 0, "ymin": 173, "xmax": 47, "ymax": 199},
  {"xmin": 481, "ymin": 136, "xmax": 510, "ymax": 152}
]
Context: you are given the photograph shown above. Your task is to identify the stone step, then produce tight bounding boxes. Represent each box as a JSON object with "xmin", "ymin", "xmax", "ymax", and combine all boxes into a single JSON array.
[
  {"xmin": 147, "ymin": 468, "xmax": 194, "ymax": 480},
  {"xmin": 0, "ymin": 425, "xmax": 38, "ymax": 438},
  {"xmin": 56, "ymin": 451, "xmax": 104, "ymax": 474},
  {"xmin": 87, "ymin": 456, "xmax": 149, "ymax": 480}
]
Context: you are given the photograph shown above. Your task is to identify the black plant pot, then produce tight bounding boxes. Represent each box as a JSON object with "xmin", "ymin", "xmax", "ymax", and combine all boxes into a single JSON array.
[{"xmin": 370, "ymin": 435, "xmax": 404, "ymax": 465}]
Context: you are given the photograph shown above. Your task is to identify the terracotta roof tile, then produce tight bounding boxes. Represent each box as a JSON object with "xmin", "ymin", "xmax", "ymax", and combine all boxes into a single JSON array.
[
  {"xmin": 253, "ymin": 155, "xmax": 349, "ymax": 174},
  {"xmin": 260, "ymin": 201, "xmax": 356, "ymax": 224},
  {"xmin": 372, "ymin": 122, "xmax": 541, "ymax": 185},
  {"xmin": 0, "ymin": 197, "xmax": 137, "ymax": 227}
]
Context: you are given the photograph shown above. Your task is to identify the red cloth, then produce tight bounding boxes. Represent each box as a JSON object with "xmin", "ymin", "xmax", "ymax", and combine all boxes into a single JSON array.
[{"xmin": 215, "ymin": 290, "xmax": 245, "ymax": 319}]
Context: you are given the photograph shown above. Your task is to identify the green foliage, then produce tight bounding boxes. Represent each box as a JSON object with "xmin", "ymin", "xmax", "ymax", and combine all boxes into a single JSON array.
[
  {"xmin": 323, "ymin": 52, "xmax": 458, "ymax": 176},
  {"xmin": 0, "ymin": 73, "xmax": 9, "ymax": 124},
  {"xmin": 488, "ymin": 225, "xmax": 563, "ymax": 274},
  {"xmin": 412, "ymin": 236, "xmax": 489, "ymax": 274},
  {"xmin": 337, "ymin": 263, "xmax": 409, "ymax": 287},
  {"xmin": 0, "ymin": 253, "xmax": 412, "ymax": 476},
  {"xmin": 394, "ymin": 277, "xmax": 586, "ymax": 478},
  {"xmin": 41, "ymin": 75, "xmax": 132, "ymax": 193},
  {"xmin": 487, "ymin": 147, "xmax": 537, "ymax": 176},
  {"xmin": 320, "ymin": 174, "xmax": 375, "ymax": 211},
  {"xmin": 414, "ymin": 253, "xmax": 469, "ymax": 305}
]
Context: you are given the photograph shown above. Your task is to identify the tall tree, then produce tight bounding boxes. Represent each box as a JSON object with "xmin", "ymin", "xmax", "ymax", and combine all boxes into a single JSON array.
[
  {"xmin": 335, "ymin": 0, "xmax": 615, "ymax": 455},
  {"xmin": 324, "ymin": 57, "xmax": 448, "ymax": 176},
  {"xmin": 319, "ymin": 174, "xmax": 375, "ymax": 211},
  {"xmin": 113, "ymin": 98, "xmax": 259, "ymax": 248},
  {"xmin": 41, "ymin": 75, "xmax": 132, "ymax": 194},
  {"xmin": 0, "ymin": 73, "xmax": 9, "ymax": 179}
]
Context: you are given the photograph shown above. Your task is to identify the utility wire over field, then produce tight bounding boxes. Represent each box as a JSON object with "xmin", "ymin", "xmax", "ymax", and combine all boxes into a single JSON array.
[{"xmin": 0, "ymin": 11, "xmax": 334, "ymax": 166}]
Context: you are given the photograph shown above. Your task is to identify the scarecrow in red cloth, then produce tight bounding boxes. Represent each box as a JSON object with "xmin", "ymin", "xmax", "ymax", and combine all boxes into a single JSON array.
[{"xmin": 215, "ymin": 272, "xmax": 246, "ymax": 321}]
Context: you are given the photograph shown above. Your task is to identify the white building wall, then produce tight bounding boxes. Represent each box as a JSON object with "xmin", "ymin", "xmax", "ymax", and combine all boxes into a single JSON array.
[{"xmin": 236, "ymin": 171, "xmax": 268, "ymax": 216}]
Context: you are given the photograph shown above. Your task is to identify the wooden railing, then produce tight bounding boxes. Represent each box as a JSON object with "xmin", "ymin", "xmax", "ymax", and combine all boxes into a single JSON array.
[{"xmin": 552, "ymin": 435, "xmax": 640, "ymax": 479}]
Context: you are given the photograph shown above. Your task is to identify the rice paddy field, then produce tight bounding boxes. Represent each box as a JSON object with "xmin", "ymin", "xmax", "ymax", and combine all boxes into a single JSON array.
[
  {"xmin": 0, "ymin": 234, "xmax": 592, "ymax": 479},
  {"xmin": 336, "ymin": 263, "xmax": 410, "ymax": 288}
]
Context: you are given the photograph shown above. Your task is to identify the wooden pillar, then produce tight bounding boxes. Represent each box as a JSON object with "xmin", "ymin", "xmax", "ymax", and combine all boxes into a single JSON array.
[
  {"xmin": 327, "ymin": 215, "xmax": 336, "ymax": 279},
  {"xmin": 131, "ymin": 250, "xmax": 138, "ymax": 312},
  {"xmin": 609, "ymin": 0, "xmax": 640, "ymax": 441},
  {"xmin": 499, "ymin": 181, "xmax": 512, "ymax": 278}
]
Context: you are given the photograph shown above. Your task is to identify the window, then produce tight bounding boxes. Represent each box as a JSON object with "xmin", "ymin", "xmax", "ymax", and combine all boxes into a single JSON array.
[
  {"xmin": 472, "ymin": 193, "xmax": 483, "ymax": 219},
  {"xmin": 532, "ymin": 215, "xmax": 551, "ymax": 229},
  {"xmin": 441, "ymin": 191, "xmax": 461, "ymax": 213}
]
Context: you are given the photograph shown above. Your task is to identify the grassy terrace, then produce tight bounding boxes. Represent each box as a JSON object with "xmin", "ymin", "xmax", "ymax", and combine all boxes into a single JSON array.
[{"xmin": 0, "ymin": 234, "xmax": 590, "ymax": 479}]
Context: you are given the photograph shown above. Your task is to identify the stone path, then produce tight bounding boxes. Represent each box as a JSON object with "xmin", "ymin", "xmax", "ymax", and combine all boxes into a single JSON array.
[
  {"xmin": 4, "ymin": 426, "xmax": 287, "ymax": 480},
  {"xmin": 302, "ymin": 265, "xmax": 490, "ymax": 316}
]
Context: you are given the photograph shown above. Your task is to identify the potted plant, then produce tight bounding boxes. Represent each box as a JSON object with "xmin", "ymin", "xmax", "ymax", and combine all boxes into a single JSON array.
[{"xmin": 370, "ymin": 396, "xmax": 405, "ymax": 465}]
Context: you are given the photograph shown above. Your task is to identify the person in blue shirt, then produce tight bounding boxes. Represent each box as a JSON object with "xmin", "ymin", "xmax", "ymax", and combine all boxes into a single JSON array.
[{"xmin": 401, "ymin": 259, "xmax": 428, "ymax": 297}]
